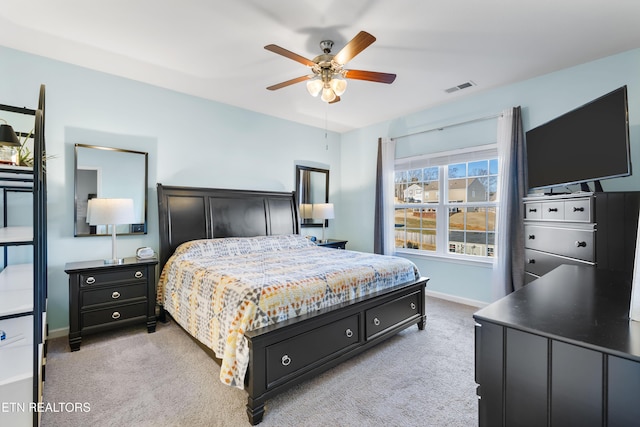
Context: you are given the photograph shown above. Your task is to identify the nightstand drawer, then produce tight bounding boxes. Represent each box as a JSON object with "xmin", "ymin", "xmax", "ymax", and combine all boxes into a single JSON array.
[
  {"xmin": 80, "ymin": 267, "xmax": 147, "ymax": 287},
  {"xmin": 82, "ymin": 282, "xmax": 147, "ymax": 307},
  {"xmin": 82, "ymin": 301, "xmax": 147, "ymax": 328}
]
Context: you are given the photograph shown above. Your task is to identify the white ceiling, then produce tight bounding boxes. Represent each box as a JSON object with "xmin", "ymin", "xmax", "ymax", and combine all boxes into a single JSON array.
[{"xmin": 1, "ymin": 0, "xmax": 639, "ymax": 133}]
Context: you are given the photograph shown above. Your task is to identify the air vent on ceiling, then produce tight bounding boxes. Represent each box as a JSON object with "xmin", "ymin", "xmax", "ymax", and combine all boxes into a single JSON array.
[{"xmin": 445, "ymin": 81, "xmax": 476, "ymax": 94}]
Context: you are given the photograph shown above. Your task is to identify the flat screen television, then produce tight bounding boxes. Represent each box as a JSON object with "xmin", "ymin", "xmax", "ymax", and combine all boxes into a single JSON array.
[{"xmin": 525, "ymin": 86, "xmax": 631, "ymax": 191}]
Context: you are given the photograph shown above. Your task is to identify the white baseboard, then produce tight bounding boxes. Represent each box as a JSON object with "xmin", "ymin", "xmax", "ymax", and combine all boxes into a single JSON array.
[
  {"xmin": 425, "ymin": 289, "xmax": 488, "ymax": 308},
  {"xmin": 48, "ymin": 327, "xmax": 68, "ymax": 339}
]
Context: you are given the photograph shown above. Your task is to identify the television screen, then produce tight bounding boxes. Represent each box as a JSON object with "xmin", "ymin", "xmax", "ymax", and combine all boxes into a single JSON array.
[{"xmin": 525, "ymin": 86, "xmax": 631, "ymax": 191}]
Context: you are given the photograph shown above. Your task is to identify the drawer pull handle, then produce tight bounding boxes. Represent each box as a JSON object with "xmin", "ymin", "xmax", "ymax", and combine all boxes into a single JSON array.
[
  {"xmin": 85, "ymin": 277, "xmax": 96, "ymax": 285},
  {"xmin": 111, "ymin": 291, "xmax": 121, "ymax": 299},
  {"xmin": 528, "ymin": 235, "xmax": 535, "ymax": 240},
  {"xmin": 526, "ymin": 258, "xmax": 535, "ymax": 264},
  {"xmin": 373, "ymin": 318, "xmax": 381, "ymax": 326},
  {"xmin": 345, "ymin": 328, "xmax": 353, "ymax": 338},
  {"xmin": 575, "ymin": 241, "xmax": 587, "ymax": 248},
  {"xmin": 573, "ymin": 207, "xmax": 585, "ymax": 212},
  {"xmin": 528, "ymin": 208, "xmax": 537, "ymax": 213},
  {"xmin": 410, "ymin": 302, "xmax": 416, "ymax": 310},
  {"xmin": 548, "ymin": 208, "xmax": 558, "ymax": 212},
  {"xmin": 111, "ymin": 311, "xmax": 121, "ymax": 320},
  {"xmin": 281, "ymin": 355, "xmax": 291, "ymax": 366},
  {"xmin": 134, "ymin": 271, "xmax": 143, "ymax": 279}
]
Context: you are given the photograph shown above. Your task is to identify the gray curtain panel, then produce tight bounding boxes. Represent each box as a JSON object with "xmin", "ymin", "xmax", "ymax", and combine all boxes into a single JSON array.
[
  {"xmin": 507, "ymin": 106, "xmax": 526, "ymax": 293},
  {"xmin": 374, "ymin": 138, "xmax": 385, "ymax": 254}
]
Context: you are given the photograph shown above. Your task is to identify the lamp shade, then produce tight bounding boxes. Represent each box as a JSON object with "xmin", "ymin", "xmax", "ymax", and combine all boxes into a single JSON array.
[
  {"xmin": 87, "ymin": 198, "xmax": 136, "ymax": 225},
  {"xmin": 312, "ymin": 203, "xmax": 335, "ymax": 220},
  {"xmin": 0, "ymin": 123, "xmax": 20, "ymax": 147}
]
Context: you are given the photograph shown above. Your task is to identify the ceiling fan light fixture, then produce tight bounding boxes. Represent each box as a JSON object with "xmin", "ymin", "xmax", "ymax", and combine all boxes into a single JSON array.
[
  {"xmin": 321, "ymin": 87, "xmax": 337, "ymax": 103},
  {"xmin": 330, "ymin": 77, "xmax": 347, "ymax": 96},
  {"xmin": 265, "ymin": 31, "xmax": 395, "ymax": 105},
  {"xmin": 306, "ymin": 78, "xmax": 323, "ymax": 97}
]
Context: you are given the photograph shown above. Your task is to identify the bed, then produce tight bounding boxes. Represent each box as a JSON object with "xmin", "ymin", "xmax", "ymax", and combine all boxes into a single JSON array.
[{"xmin": 156, "ymin": 184, "xmax": 429, "ymax": 425}]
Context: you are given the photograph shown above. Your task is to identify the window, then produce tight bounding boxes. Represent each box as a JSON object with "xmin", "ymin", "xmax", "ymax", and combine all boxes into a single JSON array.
[{"xmin": 394, "ymin": 145, "xmax": 498, "ymax": 261}]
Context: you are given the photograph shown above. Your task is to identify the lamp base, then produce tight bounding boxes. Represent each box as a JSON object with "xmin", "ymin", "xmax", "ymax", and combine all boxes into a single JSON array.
[{"xmin": 104, "ymin": 258, "xmax": 126, "ymax": 265}]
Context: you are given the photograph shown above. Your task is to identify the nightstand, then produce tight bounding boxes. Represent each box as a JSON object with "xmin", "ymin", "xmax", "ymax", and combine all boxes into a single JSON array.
[
  {"xmin": 317, "ymin": 239, "xmax": 348, "ymax": 249},
  {"xmin": 64, "ymin": 257, "xmax": 158, "ymax": 351}
]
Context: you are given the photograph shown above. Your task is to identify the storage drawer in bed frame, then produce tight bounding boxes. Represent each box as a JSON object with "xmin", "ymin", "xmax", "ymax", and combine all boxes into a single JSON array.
[
  {"xmin": 243, "ymin": 277, "xmax": 428, "ymax": 424},
  {"xmin": 265, "ymin": 314, "xmax": 360, "ymax": 387},
  {"xmin": 365, "ymin": 291, "xmax": 421, "ymax": 339}
]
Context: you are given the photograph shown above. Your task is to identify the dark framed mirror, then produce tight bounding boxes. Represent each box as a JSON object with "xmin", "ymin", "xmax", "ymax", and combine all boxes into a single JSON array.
[
  {"xmin": 295, "ymin": 165, "xmax": 329, "ymax": 227},
  {"xmin": 74, "ymin": 144, "xmax": 148, "ymax": 236}
]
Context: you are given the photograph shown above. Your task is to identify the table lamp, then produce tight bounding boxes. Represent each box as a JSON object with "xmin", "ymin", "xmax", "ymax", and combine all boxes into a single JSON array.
[
  {"xmin": 87, "ymin": 198, "xmax": 135, "ymax": 264},
  {"xmin": 312, "ymin": 203, "xmax": 334, "ymax": 243}
]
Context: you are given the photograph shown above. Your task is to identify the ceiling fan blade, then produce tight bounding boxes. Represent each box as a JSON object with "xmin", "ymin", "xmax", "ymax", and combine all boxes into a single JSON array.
[
  {"xmin": 264, "ymin": 44, "xmax": 316, "ymax": 67},
  {"xmin": 329, "ymin": 96, "xmax": 341, "ymax": 104},
  {"xmin": 333, "ymin": 31, "xmax": 376, "ymax": 65},
  {"xmin": 344, "ymin": 69, "xmax": 396, "ymax": 84},
  {"xmin": 267, "ymin": 75, "xmax": 314, "ymax": 91}
]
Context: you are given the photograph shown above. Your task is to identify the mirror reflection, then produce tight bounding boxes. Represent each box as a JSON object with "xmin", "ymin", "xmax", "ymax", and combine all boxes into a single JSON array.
[
  {"xmin": 295, "ymin": 165, "xmax": 329, "ymax": 227},
  {"xmin": 74, "ymin": 144, "xmax": 148, "ymax": 236}
]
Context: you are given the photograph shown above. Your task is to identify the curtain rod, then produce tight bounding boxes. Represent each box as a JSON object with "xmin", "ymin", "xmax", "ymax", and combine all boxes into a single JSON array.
[{"xmin": 391, "ymin": 113, "xmax": 503, "ymax": 140}]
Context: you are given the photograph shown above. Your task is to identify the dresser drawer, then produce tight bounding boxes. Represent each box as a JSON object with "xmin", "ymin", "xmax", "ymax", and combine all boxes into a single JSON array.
[
  {"xmin": 81, "ymin": 301, "xmax": 147, "ymax": 328},
  {"xmin": 525, "ymin": 248, "xmax": 594, "ymax": 277},
  {"xmin": 541, "ymin": 201, "xmax": 564, "ymax": 220},
  {"xmin": 365, "ymin": 291, "xmax": 421, "ymax": 339},
  {"xmin": 80, "ymin": 267, "xmax": 148, "ymax": 287},
  {"xmin": 265, "ymin": 314, "xmax": 359, "ymax": 387},
  {"xmin": 527, "ymin": 197, "xmax": 593, "ymax": 222},
  {"xmin": 525, "ymin": 224, "xmax": 595, "ymax": 262},
  {"xmin": 524, "ymin": 202, "xmax": 542, "ymax": 220},
  {"xmin": 563, "ymin": 198, "xmax": 592, "ymax": 222},
  {"xmin": 82, "ymin": 282, "xmax": 147, "ymax": 308}
]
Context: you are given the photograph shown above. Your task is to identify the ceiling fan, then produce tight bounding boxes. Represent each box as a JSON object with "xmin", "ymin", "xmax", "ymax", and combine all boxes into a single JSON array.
[{"xmin": 265, "ymin": 31, "xmax": 396, "ymax": 103}]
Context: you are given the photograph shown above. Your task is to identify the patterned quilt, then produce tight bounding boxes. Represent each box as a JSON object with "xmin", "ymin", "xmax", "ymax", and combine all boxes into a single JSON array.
[{"xmin": 157, "ymin": 234, "xmax": 420, "ymax": 388}]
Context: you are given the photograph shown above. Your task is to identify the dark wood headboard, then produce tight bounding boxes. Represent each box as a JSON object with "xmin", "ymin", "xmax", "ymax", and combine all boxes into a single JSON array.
[{"xmin": 156, "ymin": 184, "xmax": 300, "ymax": 270}]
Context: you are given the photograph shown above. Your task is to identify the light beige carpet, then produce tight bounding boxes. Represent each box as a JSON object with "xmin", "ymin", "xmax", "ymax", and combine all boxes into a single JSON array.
[{"xmin": 41, "ymin": 296, "xmax": 478, "ymax": 427}]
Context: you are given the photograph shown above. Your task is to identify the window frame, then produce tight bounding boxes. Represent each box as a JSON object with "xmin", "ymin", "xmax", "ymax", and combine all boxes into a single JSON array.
[{"xmin": 393, "ymin": 144, "xmax": 498, "ymax": 264}]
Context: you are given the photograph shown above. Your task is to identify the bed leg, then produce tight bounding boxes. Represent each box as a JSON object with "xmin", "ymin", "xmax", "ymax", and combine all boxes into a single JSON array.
[
  {"xmin": 158, "ymin": 307, "xmax": 168, "ymax": 323},
  {"xmin": 246, "ymin": 397, "xmax": 265, "ymax": 425}
]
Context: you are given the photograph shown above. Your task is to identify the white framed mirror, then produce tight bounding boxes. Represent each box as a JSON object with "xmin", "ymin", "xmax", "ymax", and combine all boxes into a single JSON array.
[{"xmin": 74, "ymin": 144, "xmax": 148, "ymax": 236}]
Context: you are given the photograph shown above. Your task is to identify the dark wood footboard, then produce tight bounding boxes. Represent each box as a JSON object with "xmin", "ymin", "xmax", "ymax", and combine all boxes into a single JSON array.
[{"xmin": 244, "ymin": 277, "xmax": 428, "ymax": 425}]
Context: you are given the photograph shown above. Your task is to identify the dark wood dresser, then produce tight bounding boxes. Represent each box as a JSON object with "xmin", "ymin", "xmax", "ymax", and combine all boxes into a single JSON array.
[
  {"xmin": 523, "ymin": 192, "xmax": 640, "ymax": 284},
  {"xmin": 65, "ymin": 257, "xmax": 157, "ymax": 351},
  {"xmin": 474, "ymin": 264, "xmax": 640, "ymax": 427}
]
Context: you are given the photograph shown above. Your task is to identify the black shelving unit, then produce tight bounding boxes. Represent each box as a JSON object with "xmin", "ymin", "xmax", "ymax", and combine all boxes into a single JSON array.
[{"xmin": 0, "ymin": 85, "xmax": 47, "ymax": 427}]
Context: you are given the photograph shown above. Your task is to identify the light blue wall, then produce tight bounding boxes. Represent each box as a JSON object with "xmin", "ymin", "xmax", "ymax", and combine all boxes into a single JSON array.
[
  {"xmin": 2, "ymin": 45, "xmax": 639, "ymax": 329},
  {"xmin": 338, "ymin": 48, "xmax": 640, "ymax": 304},
  {"xmin": 0, "ymin": 46, "xmax": 341, "ymax": 331}
]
